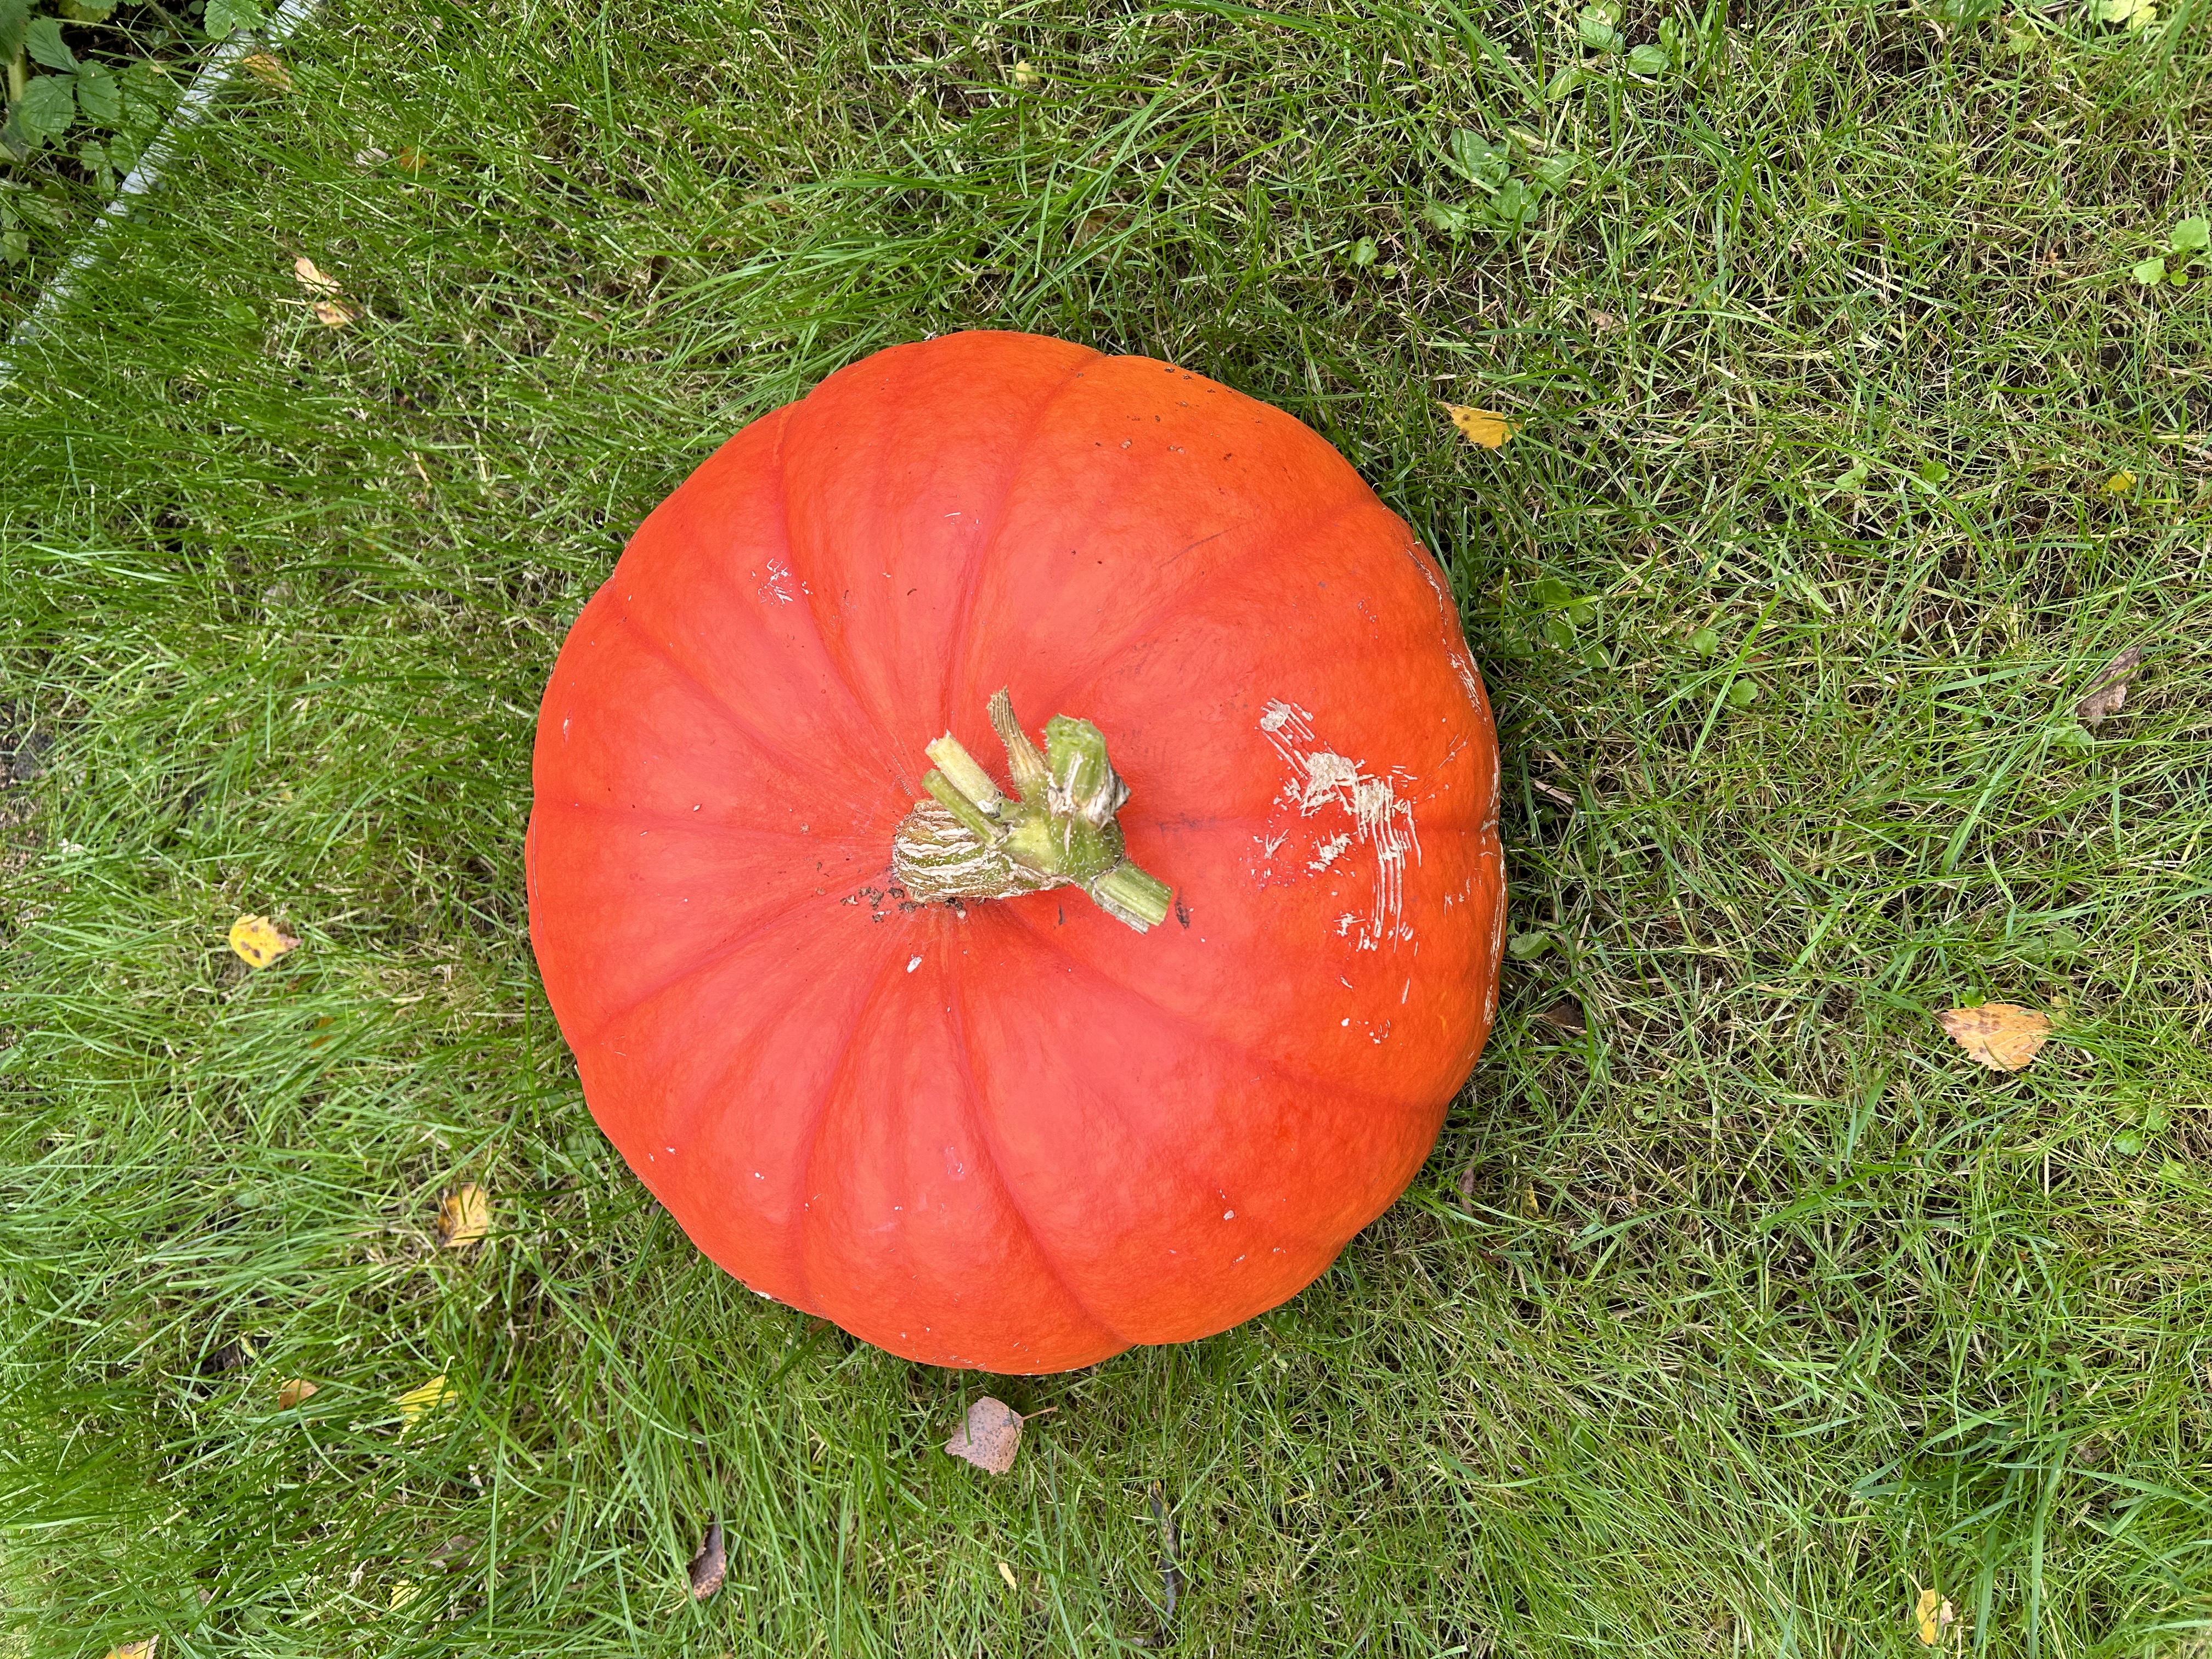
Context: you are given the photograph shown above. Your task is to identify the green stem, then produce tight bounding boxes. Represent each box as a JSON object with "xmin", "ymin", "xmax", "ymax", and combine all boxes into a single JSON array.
[{"xmin": 893, "ymin": 689, "xmax": 1176, "ymax": 933}]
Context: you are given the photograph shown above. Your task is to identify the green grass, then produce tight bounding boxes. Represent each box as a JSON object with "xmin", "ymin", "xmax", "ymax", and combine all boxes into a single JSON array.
[{"xmin": 4, "ymin": 0, "xmax": 2211, "ymax": 1652}]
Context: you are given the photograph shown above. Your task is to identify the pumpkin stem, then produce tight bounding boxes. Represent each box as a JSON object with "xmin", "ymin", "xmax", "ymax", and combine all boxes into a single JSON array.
[{"xmin": 893, "ymin": 690, "xmax": 1175, "ymax": 932}]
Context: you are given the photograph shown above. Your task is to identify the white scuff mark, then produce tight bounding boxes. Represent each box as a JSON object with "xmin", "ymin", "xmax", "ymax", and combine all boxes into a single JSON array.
[
  {"xmin": 1404, "ymin": 543, "xmax": 1488, "ymax": 712},
  {"xmin": 1256, "ymin": 699, "xmax": 1421, "ymax": 950},
  {"xmin": 756, "ymin": 556, "xmax": 810, "ymax": 606},
  {"xmin": 906, "ymin": 955, "xmax": 923, "ymax": 973}
]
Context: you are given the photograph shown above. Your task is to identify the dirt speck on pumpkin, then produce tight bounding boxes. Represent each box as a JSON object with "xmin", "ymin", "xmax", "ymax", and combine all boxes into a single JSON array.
[{"xmin": 944, "ymin": 1396, "xmax": 1023, "ymax": 1474}]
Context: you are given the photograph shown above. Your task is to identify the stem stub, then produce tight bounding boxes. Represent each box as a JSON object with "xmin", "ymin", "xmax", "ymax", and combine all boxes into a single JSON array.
[{"xmin": 892, "ymin": 690, "xmax": 1174, "ymax": 933}]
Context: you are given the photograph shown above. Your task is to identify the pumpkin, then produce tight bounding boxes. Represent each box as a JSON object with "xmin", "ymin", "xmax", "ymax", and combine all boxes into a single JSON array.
[{"xmin": 527, "ymin": 331, "xmax": 1504, "ymax": 1374}]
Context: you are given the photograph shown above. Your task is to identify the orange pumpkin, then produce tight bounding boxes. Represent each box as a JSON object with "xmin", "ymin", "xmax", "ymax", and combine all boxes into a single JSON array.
[{"xmin": 527, "ymin": 331, "xmax": 1504, "ymax": 1373}]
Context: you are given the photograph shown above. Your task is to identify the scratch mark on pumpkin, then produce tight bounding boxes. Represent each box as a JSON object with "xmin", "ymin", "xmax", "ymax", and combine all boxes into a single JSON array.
[
  {"xmin": 1404, "ymin": 541, "xmax": 1486, "ymax": 713},
  {"xmin": 755, "ymin": 557, "xmax": 810, "ymax": 606},
  {"xmin": 1256, "ymin": 700, "xmax": 1420, "ymax": 950}
]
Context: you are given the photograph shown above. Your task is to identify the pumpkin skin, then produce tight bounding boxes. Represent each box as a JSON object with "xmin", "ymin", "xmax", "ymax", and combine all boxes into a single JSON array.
[{"xmin": 526, "ymin": 331, "xmax": 1504, "ymax": 1374}]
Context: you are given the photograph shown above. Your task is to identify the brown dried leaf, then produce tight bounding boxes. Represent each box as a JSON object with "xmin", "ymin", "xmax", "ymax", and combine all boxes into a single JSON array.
[
  {"xmin": 395, "ymin": 146, "xmax": 426, "ymax": 174},
  {"xmin": 228, "ymin": 914, "xmax": 298, "ymax": 968},
  {"xmin": 1913, "ymin": 1587, "xmax": 1955, "ymax": 1644},
  {"xmin": 435, "ymin": 1183, "xmax": 490, "ymax": 1249},
  {"xmin": 276, "ymin": 1377, "xmax": 318, "ymax": 1409},
  {"xmin": 686, "ymin": 1519, "xmax": 726, "ymax": 1600},
  {"xmin": 292, "ymin": 256, "xmax": 342, "ymax": 295},
  {"xmin": 2075, "ymin": 645, "xmax": 2142, "ymax": 727},
  {"xmin": 1939, "ymin": 1004, "xmax": 2053, "ymax": 1072},
  {"xmin": 313, "ymin": 299, "xmax": 358, "ymax": 328},
  {"xmin": 240, "ymin": 52, "xmax": 292, "ymax": 89},
  {"xmin": 1440, "ymin": 403, "xmax": 1517, "ymax": 449},
  {"xmin": 944, "ymin": 1396, "xmax": 1023, "ymax": 1475},
  {"xmin": 1535, "ymin": 998, "xmax": 1587, "ymax": 1034}
]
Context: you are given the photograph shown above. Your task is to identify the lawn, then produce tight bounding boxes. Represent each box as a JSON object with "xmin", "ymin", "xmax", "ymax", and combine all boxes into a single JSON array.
[{"xmin": 3, "ymin": 0, "xmax": 2211, "ymax": 1653}]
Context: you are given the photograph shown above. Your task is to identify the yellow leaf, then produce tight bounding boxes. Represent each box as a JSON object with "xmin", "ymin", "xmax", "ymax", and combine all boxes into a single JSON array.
[
  {"xmin": 1441, "ymin": 403, "xmax": 1517, "ymax": 448},
  {"xmin": 292, "ymin": 256, "xmax": 342, "ymax": 295},
  {"xmin": 239, "ymin": 52, "xmax": 292, "ymax": 90},
  {"xmin": 228, "ymin": 914, "xmax": 299, "ymax": 968},
  {"xmin": 998, "ymin": 1561, "xmax": 1019, "ymax": 1590},
  {"xmin": 395, "ymin": 1373, "xmax": 452, "ymax": 1431},
  {"xmin": 1938, "ymin": 1004, "xmax": 2053, "ymax": 1072},
  {"xmin": 435, "ymin": 1183, "xmax": 491, "ymax": 1249},
  {"xmin": 1914, "ymin": 1587, "xmax": 1955, "ymax": 1644},
  {"xmin": 2104, "ymin": 470, "xmax": 2136, "ymax": 493},
  {"xmin": 1011, "ymin": 60, "xmax": 1040, "ymax": 88},
  {"xmin": 388, "ymin": 1579, "xmax": 418, "ymax": 1610},
  {"xmin": 276, "ymin": 1377, "xmax": 318, "ymax": 1409},
  {"xmin": 395, "ymin": 146, "xmax": 426, "ymax": 174},
  {"xmin": 104, "ymin": 1643, "xmax": 157, "ymax": 1659}
]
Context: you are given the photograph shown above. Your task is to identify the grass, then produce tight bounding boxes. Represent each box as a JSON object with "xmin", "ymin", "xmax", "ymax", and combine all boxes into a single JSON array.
[{"xmin": 3, "ymin": 0, "xmax": 2211, "ymax": 1652}]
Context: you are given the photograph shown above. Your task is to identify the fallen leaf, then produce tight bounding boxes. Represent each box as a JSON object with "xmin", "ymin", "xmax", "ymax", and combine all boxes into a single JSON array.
[
  {"xmin": 2103, "ymin": 469, "xmax": 2136, "ymax": 493},
  {"xmin": 239, "ymin": 52, "xmax": 292, "ymax": 89},
  {"xmin": 1914, "ymin": 1587, "xmax": 1955, "ymax": 1644},
  {"xmin": 687, "ymin": 1519, "xmax": 726, "ymax": 1600},
  {"xmin": 1441, "ymin": 403, "xmax": 1517, "ymax": 448},
  {"xmin": 1520, "ymin": 1180, "xmax": 1541, "ymax": 1219},
  {"xmin": 1589, "ymin": 309, "xmax": 1620, "ymax": 331},
  {"xmin": 353, "ymin": 144, "xmax": 391, "ymax": 166},
  {"xmin": 944, "ymin": 1396, "xmax": 1023, "ymax": 1475},
  {"xmin": 292, "ymin": 256, "xmax": 342, "ymax": 295},
  {"xmin": 2097, "ymin": 0, "xmax": 2156, "ymax": 27},
  {"xmin": 388, "ymin": 1579, "xmax": 417, "ymax": 1611},
  {"xmin": 1011, "ymin": 59, "xmax": 1040, "ymax": 87},
  {"xmin": 228, "ymin": 914, "xmax": 299, "ymax": 968},
  {"xmin": 103, "ymin": 1643, "xmax": 156, "ymax": 1659},
  {"xmin": 1455, "ymin": 1164, "xmax": 1481, "ymax": 1204},
  {"xmin": 2075, "ymin": 645, "xmax": 2142, "ymax": 727},
  {"xmin": 276, "ymin": 1377, "xmax": 318, "ymax": 1409},
  {"xmin": 426, "ymin": 1533, "xmax": 476, "ymax": 1570},
  {"xmin": 200, "ymin": 1335, "xmax": 257, "ymax": 1375},
  {"xmin": 313, "ymin": 299, "xmax": 358, "ymax": 328},
  {"xmin": 395, "ymin": 145, "xmax": 426, "ymax": 174},
  {"xmin": 1150, "ymin": 1483, "xmax": 1182, "ymax": 1634},
  {"xmin": 997, "ymin": 1560, "xmax": 1019, "ymax": 1590},
  {"xmin": 435, "ymin": 1183, "xmax": 490, "ymax": 1249},
  {"xmin": 1939, "ymin": 1004, "xmax": 2053, "ymax": 1072},
  {"xmin": 395, "ymin": 1373, "xmax": 452, "ymax": 1431},
  {"xmin": 1506, "ymin": 930, "xmax": 1554, "ymax": 961},
  {"xmin": 1536, "ymin": 998, "xmax": 1587, "ymax": 1034}
]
